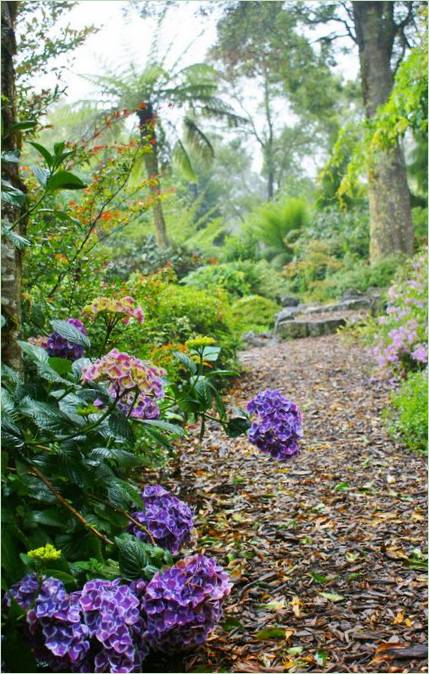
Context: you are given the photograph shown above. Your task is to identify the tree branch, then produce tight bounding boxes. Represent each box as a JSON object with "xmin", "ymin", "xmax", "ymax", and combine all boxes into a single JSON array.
[{"xmin": 29, "ymin": 464, "xmax": 114, "ymax": 546}]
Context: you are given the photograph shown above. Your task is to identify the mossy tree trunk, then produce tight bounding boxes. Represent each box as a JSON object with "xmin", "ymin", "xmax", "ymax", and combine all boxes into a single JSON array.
[
  {"xmin": 1, "ymin": 1, "xmax": 26, "ymax": 370},
  {"xmin": 352, "ymin": 1, "xmax": 414, "ymax": 263}
]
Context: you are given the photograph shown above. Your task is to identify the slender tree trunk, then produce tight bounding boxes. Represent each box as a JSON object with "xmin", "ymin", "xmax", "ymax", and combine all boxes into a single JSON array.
[
  {"xmin": 263, "ymin": 70, "xmax": 275, "ymax": 200},
  {"xmin": 352, "ymin": 1, "xmax": 414, "ymax": 263},
  {"xmin": 1, "ymin": 1, "xmax": 25, "ymax": 370},
  {"xmin": 137, "ymin": 105, "xmax": 170, "ymax": 249}
]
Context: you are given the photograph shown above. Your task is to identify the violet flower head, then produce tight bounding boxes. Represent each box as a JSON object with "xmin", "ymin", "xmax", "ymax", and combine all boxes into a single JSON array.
[
  {"xmin": 247, "ymin": 389, "xmax": 303, "ymax": 460},
  {"xmin": 46, "ymin": 318, "xmax": 88, "ymax": 361},
  {"xmin": 5, "ymin": 575, "xmax": 148, "ymax": 673},
  {"xmin": 129, "ymin": 485, "xmax": 193, "ymax": 554},
  {"xmin": 143, "ymin": 554, "xmax": 232, "ymax": 652}
]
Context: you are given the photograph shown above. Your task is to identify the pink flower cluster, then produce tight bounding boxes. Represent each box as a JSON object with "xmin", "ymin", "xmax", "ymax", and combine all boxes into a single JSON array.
[
  {"xmin": 83, "ymin": 296, "xmax": 144, "ymax": 325},
  {"xmin": 372, "ymin": 250, "xmax": 427, "ymax": 379},
  {"xmin": 82, "ymin": 349, "xmax": 165, "ymax": 419}
]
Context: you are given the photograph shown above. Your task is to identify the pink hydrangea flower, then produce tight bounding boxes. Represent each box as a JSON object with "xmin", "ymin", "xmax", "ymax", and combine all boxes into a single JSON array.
[
  {"xmin": 82, "ymin": 349, "xmax": 165, "ymax": 419},
  {"xmin": 83, "ymin": 296, "xmax": 144, "ymax": 325}
]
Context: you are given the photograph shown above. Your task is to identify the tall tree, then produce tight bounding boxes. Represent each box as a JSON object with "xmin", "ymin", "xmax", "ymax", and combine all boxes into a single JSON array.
[
  {"xmin": 1, "ymin": 1, "xmax": 25, "ymax": 369},
  {"xmin": 211, "ymin": 1, "xmax": 342, "ymax": 200},
  {"xmin": 86, "ymin": 62, "xmax": 244, "ymax": 248},
  {"xmin": 296, "ymin": 1, "xmax": 420, "ymax": 261},
  {"xmin": 352, "ymin": 1, "xmax": 414, "ymax": 261}
]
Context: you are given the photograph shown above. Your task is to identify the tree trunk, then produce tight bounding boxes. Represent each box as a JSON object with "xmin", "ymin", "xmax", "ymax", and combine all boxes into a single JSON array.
[
  {"xmin": 137, "ymin": 105, "xmax": 170, "ymax": 249},
  {"xmin": 1, "ymin": 1, "xmax": 25, "ymax": 370},
  {"xmin": 142, "ymin": 149, "xmax": 170, "ymax": 249},
  {"xmin": 263, "ymin": 70, "xmax": 275, "ymax": 200},
  {"xmin": 352, "ymin": 1, "xmax": 414, "ymax": 262}
]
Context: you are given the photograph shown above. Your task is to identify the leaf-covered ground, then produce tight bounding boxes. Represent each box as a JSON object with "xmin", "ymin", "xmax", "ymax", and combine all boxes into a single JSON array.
[{"xmin": 152, "ymin": 334, "xmax": 427, "ymax": 673}]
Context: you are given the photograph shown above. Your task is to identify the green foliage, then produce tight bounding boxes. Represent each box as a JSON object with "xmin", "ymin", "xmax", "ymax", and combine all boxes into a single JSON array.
[
  {"xmin": 231, "ymin": 295, "xmax": 279, "ymax": 335},
  {"xmin": 302, "ymin": 255, "xmax": 402, "ymax": 303},
  {"xmin": 181, "ymin": 263, "xmax": 252, "ymax": 298},
  {"xmin": 222, "ymin": 230, "xmax": 260, "ymax": 262},
  {"xmin": 181, "ymin": 259, "xmax": 291, "ymax": 303},
  {"xmin": 105, "ymin": 235, "xmax": 205, "ymax": 280},
  {"xmin": 111, "ymin": 271, "xmax": 238, "ymax": 375},
  {"xmin": 283, "ymin": 240, "xmax": 344, "ymax": 297},
  {"xmin": 412, "ymin": 206, "xmax": 428, "ymax": 246},
  {"xmin": 0, "ymin": 339, "xmax": 180, "ymax": 586},
  {"xmin": 296, "ymin": 206, "xmax": 370, "ymax": 259},
  {"xmin": 246, "ymin": 197, "xmax": 309, "ymax": 267},
  {"xmin": 386, "ymin": 369, "xmax": 428, "ymax": 452},
  {"xmin": 169, "ymin": 339, "xmax": 247, "ymax": 440}
]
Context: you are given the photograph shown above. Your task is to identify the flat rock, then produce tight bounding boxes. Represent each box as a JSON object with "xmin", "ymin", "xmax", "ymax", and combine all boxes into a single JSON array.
[
  {"xmin": 279, "ymin": 295, "xmax": 300, "ymax": 307},
  {"xmin": 277, "ymin": 317, "xmax": 346, "ymax": 339},
  {"xmin": 242, "ymin": 331, "xmax": 274, "ymax": 347}
]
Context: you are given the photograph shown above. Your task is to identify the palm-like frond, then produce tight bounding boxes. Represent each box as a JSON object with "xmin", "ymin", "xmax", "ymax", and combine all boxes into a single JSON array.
[
  {"xmin": 183, "ymin": 116, "xmax": 214, "ymax": 162},
  {"xmin": 172, "ymin": 138, "xmax": 197, "ymax": 182}
]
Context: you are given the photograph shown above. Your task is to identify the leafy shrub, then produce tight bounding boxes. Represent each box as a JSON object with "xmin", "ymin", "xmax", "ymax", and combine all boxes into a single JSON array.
[
  {"xmin": 303, "ymin": 255, "xmax": 403, "ymax": 302},
  {"xmin": 182, "ymin": 260, "xmax": 291, "ymax": 302},
  {"xmin": 412, "ymin": 206, "xmax": 428, "ymax": 247},
  {"xmin": 298, "ymin": 206, "xmax": 370, "ymax": 259},
  {"xmin": 386, "ymin": 369, "xmax": 428, "ymax": 452},
  {"xmin": 118, "ymin": 271, "xmax": 238, "ymax": 374},
  {"xmin": 283, "ymin": 240, "xmax": 344, "ymax": 296},
  {"xmin": 231, "ymin": 295, "xmax": 279, "ymax": 334},
  {"xmin": 221, "ymin": 230, "xmax": 260, "ymax": 262},
  {"xmin": 250, "ymin": 260, "xmax": 293, "ymax": 301},
  {"xmin": 181, "ymin": 263, "xmax": 252, "ymax": 298},
  {"xmin": 105, "ymin": 235, "xmax": 205, "ymax": 280}
]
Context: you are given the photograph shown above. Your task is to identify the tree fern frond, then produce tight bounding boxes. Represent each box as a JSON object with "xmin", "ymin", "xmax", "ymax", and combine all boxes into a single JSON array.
[
  {"xmin": 183, "ymin": 117, "xmax": 214, "ymax": 162},
  {"xmin": 172, "ymin": 139, "xmax": 197, "ymax": 181}
]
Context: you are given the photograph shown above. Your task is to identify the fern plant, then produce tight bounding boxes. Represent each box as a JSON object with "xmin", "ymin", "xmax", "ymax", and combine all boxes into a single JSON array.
[{"xmin": 246, "ymin": 197, "xmax": 309, "ymax": 268}]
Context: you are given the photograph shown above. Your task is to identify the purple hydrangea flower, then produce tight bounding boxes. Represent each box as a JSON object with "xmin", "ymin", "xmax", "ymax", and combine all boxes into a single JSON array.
[
  {"xmin": 143, "ymin": 554, "xmax": 232, "ymax": 652},
  {"xmin": 246, "ymin": 389, "xmax": 303, "ymax": 460},
  {"xmin": 6, "ymin": 575, "xmax": 148, "ymax": 673},
  {"xmin": 5, "ymin": 573, "xmax": 40, "ymax": 609},
  {"xmin": 129, "ymin": 485, "xmax": 193, "ymax": 554},
  {"xmin": 47, "ymin": 318, "xmax": 87, "ymax": 361}
]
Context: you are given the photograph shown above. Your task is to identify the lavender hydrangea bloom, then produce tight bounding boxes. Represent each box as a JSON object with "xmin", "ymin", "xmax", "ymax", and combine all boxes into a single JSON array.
[
  {"xmin": 129, "ymin": 485, "xmax": 194, "ymax": 554},
  {"xmin": 143, "ymin": 554, "xmax": 232, "ymax": 653},
  {"xmin": 247, "ymin": 389, "xmax": 303, "ymax": 460},
  {"xmin": 6, "ymin": 575, "xmax": 148, "ymax": 673},
  {"xmin": 47, "ymin": 318, "xmax": 87, "ymax": 361}
]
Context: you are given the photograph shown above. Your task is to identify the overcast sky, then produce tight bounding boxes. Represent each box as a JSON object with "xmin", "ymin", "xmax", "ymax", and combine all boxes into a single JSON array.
[{"xmin": 24, "ymin": 1, "xmax": 360, "ymax": 176}]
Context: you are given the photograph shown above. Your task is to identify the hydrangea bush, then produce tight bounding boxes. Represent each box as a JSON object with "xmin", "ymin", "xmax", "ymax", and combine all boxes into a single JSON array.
[
  {"xmin": 247, "ymin": 389, "xmax": 303, "ymax": 460},
  {"xmin": 3, "ymin": 289, "xmax": 304, "ymax": 672},
  {"xmin": 5, "ymin": 551, "xmax": 232, "ymax": 672},
  {"xmin": 371, "ymin": 249, "xmax": 427, "ymax": 380}
]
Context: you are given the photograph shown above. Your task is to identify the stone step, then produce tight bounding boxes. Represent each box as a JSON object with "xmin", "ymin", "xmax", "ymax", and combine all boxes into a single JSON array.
[{"xmin": 276, "ymin": 317, "xmax": 346, "ymax": 339}]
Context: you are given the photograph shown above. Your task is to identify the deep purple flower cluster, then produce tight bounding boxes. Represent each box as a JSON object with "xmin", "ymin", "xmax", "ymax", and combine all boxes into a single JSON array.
[
  {"xmin": 46, "ymin": 319, "xmax": 88, "ymax": 361},
  {"xmin": 143, "ymin": 554, "xmax": 232, "ymax": 652},
  {"xmin": 129, "ymin": 485, "xmax": 193, "ymax": 554},
  {"xmin": 247, "ymin": 389, "xmax": 303, "ymax": 460},
  {"xmin": 6, "ymin": 576, "xmax": 148, "ymax": 673}
]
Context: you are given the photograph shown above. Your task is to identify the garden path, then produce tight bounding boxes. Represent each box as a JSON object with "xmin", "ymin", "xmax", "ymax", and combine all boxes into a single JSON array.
[{"xmin": 160, "ymin": 334, "xmax": 427, "ymax": 673}]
